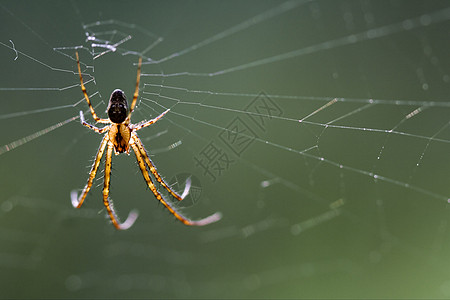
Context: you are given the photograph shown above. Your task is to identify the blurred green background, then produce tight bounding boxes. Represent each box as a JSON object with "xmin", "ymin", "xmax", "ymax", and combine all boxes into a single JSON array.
[{"xmin": 1, "ymin": 0, "xmax": 450, "ymax": 298}]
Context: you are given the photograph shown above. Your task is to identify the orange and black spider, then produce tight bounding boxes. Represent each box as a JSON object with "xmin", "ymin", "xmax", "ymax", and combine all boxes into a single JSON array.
[{"xmin": 71, "ymin": 52, "xmax": 221, "ymax": 230}]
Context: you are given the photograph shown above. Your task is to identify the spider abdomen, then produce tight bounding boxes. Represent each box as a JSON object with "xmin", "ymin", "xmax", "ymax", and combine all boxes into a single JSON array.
[
  {"xmin": 107, "ymin": 89, "xmax": 128, "ymax": 124},
  {"xmin": 109, "ymin": 123, "xmax": 131, "ymax": 153}
]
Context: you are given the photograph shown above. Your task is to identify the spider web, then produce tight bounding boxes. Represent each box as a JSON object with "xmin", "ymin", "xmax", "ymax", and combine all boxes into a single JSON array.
[{"xmin": 1, "ymin": 0, "xmax": 450, "ymax": 298}]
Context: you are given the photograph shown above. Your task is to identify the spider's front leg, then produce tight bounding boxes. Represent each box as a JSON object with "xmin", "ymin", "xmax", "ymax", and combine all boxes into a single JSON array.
[
  {"xmin": 102, "ymin": 142, "xmax": 139, "ymax": 230},
  {"xmin": 130, "ymin": 139, "xmax": 222, "ymax": 226},
  {"xmin": 132, "ymin": 133, "xmax": 185, "ymax": 201},
  {"xmin": 70, "ymin": 134, "xmax": 109, "ymax": 208}
]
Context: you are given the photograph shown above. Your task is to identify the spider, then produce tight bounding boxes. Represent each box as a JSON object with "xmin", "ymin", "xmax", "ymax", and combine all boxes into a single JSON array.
[{"xmin": 70, "ymin": 52, "xmax": 222, "ymax": 230}]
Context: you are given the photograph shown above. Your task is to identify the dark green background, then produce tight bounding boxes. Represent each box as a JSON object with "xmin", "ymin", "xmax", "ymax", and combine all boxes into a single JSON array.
[{"xmin": 1, "ymin": 0, "xmax": 450, "ymax": 298}]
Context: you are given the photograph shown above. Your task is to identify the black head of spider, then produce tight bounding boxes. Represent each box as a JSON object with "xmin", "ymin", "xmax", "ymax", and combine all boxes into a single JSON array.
[{"xmin": 107, "ymin": 89, "xmax": 128, "ymax": 123}]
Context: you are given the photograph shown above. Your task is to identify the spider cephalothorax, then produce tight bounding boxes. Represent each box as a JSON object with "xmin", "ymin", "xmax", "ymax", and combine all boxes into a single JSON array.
[{"xmin": 71, "ymin": 51, "xmax": 221, "ymax": 230}]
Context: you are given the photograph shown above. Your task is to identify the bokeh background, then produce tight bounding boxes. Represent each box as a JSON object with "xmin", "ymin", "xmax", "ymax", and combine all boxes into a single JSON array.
[{"xmin": 1, "ymin": 0, "xmax": 450, "ymax": 298}]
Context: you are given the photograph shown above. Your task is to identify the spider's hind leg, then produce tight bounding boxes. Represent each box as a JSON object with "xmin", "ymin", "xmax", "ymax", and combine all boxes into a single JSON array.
[{"xmin": 75, "ymin": 51, "xmax": 109, "ymax": 124}]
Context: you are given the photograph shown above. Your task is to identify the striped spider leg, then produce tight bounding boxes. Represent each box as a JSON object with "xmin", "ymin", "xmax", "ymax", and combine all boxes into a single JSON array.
[{"xmin": 70, "ymin": 52, "xmax": 222, "ymax": 229}]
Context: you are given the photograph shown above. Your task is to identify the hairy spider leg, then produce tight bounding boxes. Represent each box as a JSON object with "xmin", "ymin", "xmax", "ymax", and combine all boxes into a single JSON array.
[
  {"xmin": 73, "ymin": 51, "xmax": 220, "ymax": 229},
  {"xmin": 79, "ymin": 111, "xmax": 110, "ymax": 133},
  {"xmin": 103, "ymin": 141, "xmax": 139, "ymax": 230},
  {"xmin": 75, "ymin": 51, "xmax": 110, "ymax": 124},
  {"xmin": 71, "ymin": 134, "xmax": 109, "ymax": 208},
  {"xmin": 130, "ymin": 138, "xmax": 222, "ymax": 226},
  {"xmin": 126, "ymin": 56, "xmax": 142, "ymax": 124},
  {"xmin": 132, "ymin": 133, "xmax": 184, "ymax": 201},
  {"xmin": 132, "ymin": 108, "xmax": 170, "ymax": 131}
]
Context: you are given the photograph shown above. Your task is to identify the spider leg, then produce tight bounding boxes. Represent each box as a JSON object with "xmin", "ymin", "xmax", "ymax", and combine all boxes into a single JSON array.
[
  {"xmin": 130, "ymin": 140, "xmax": 222, "ymax": 226},
  {"xmin": 126, "ymin": 56, "xmax": 142, "ymax": 123},
  {"xmin": 79, "ymin": 111, "xmax": 110, "ymax": 133},
  {"xmin": 132, "ymin": 109, "xmax": 170, "ymax": 132},
  {"xmin": 75, "ymin": 51, "xmax": 109, "ymax": 124},
  {"xmin": 131, "ymin": 133, "xmax": 184, "ymax": 201},
  {"xmin": 103, "ymin": 141, "xmax": 139, "ymax": 230},
  {"xmin": 71, "ymin": 134, "xmax": 109, "ymax": 208}
]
